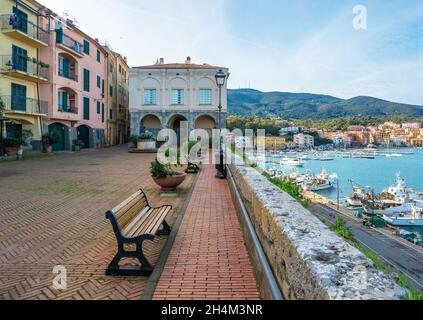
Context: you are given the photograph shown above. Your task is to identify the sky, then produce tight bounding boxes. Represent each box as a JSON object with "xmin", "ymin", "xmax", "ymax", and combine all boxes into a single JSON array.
[{"xmin": 40, "ymin": 0, "xmax": 423, "ymax": 105}]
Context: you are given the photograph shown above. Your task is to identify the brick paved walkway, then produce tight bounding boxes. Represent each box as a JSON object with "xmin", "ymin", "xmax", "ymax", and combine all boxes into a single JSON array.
[
  {"xmin": 0, "ymin": 147, "xmax": 194, "ymax": 300},
  {"xmin": 153, "ymin": 164, "xmax": 260, "ymax": 300}
]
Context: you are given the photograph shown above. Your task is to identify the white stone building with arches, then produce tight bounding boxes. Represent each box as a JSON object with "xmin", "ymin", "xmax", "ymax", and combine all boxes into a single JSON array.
[{"xmin": 129, "ymin": 57, "xmax": 228, "ymax": 139}]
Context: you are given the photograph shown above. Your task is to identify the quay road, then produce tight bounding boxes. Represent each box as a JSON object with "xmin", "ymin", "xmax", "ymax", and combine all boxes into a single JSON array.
[{"xmin": 309, "ymin": 203, "xmax": 423, "ymax": 291}]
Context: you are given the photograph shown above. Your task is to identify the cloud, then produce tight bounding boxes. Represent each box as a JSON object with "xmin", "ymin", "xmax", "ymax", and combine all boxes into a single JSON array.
[{"xmin": 40, "ymin": 0, "xmax": 423, "ymax": 105}]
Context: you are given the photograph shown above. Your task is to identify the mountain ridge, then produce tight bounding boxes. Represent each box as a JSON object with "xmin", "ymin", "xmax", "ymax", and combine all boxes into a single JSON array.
[{"xmin": 228, "ymin": 89, "xmax": 423, "ymax": 119}]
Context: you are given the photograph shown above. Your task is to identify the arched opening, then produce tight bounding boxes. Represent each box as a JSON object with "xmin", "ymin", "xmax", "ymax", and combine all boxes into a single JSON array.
[
  {"xmin": 140, "ymin": 114, "xmax": 162, "ymax": 137},
  {"xmin": 195, "ymin": 115, "xmax": 217, "ymax": 136},
  {"xmin": 168, "ymin": 115, "xmax": 188, "ymax": 147},
  {"xmin": 48, "ymin": 123, "xmax": 66, "ymax": 151},
  {"xmin": 58, "ymin": 87, "xmax": 77, "ymax": 114},
  {"xmin": 58, "ymin": 53, "xmax": 78, "ymax": 81},
  {"xmin": 77, "ymin": 125, "xmax": 90, "ymax": 149}
]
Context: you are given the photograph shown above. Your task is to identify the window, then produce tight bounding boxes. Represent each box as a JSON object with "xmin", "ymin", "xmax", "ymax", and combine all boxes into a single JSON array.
[
  {"xmin": 144, "ymin": 89, "xmax": 156, "ymax": 105},
  {"xmin": 109, "ymin": 108, "xmax": 113, "ymax": 120},
  {"xmin": 12, "ymin": 45, "xmax": 27, "ymax": 72},
  {"xmin": 11, "ymin": 83, "xmax": 26, "ymax": 112},
  {"xmin": 83, "ymin": 69, "xmax": 90, "ymax": 92},
  {"xmin": 171, "ymin": 89, "xmax": 184, "ymax": 105},
  {"xmin": 109, "ymin": 85, "xmax": 113, "ymax": 97},
  {"xmin": 199, "ymin": 89, "xmax": 212, "ymax": 105},
  {"xmin": 12, "ymin": 7, "xmax": 28, "ymax": 34},
  {"xmin": 58, "ymin": 90, "xmax": 68, "ymax": 111},
  {"xmin": 97, "ymin": 76, "xmax": 101, "ymax": 88},
  {"xmin": 97, "ymin": 101, "xmax": 100, "ymax": 114},
  {"xmin": 109, "ymin": 63, "xmax": 114, "ymax": 73},
  {"xmin": 102, "ymin": 79, "xmax": 105, "ymax": 95},
  {"xmin": 119, "ymin": 64, "xmax": 122, "ymax": 73},
  {"xmin": 101, "ymin": 103, "xmax": 105, "ymax": 123},
  {"xmin": 96, "ymin": 49, "xmax": 100, "ymax": 62},
  {"xmin": 83, "ymin": 40, "xmax": 90, "ymax": 55},
  {"xmin": 83, "ymin": 97, "xmax": 90, "ymax": 120}
]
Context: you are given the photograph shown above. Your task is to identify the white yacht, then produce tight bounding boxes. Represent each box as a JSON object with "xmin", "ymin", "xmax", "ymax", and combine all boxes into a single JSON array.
[
  {"xmin": 383, "ymin": 173, "xmax": 423, "ymax": 203},
  {"xmin": 383, "ymin": 206, "xmax": 423, "ymax": 227},
  {"xmin": 280, "ymin": 157, "xmax": 304, "ymax": 167}
]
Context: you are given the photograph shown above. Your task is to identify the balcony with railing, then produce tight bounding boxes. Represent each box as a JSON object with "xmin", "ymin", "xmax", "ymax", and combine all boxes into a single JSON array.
[
  {"xmin": 0, "ymin": 55, "xmax": 49, "ymax": 82},
  {"xmin": 0, "ymin": 14, "xmax": 50, "ymax": 47},
  {"xmin": 55, "ymin": 29, "xmax": 84, "ymax": 58},
  {"xmin": 1, "ymin": 95, "xmax": 48, "ymax": 115},
  {"xmin": 58, "ymin": 88, "xmax": 78, "ymax": 115},
  {"xmin": 58, "ymin": 53, "xmax": 78, "ymax": 82}
]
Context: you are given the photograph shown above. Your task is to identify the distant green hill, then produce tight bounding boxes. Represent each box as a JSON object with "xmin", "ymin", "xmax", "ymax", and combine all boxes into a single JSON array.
[{"xmin": 228, "ymin": 89, "xmax": 423, "ymax": 119}]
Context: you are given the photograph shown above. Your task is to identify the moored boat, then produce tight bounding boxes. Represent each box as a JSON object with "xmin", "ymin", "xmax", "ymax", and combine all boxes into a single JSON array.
[{"xmin": 280, "ymin": 157, "xmax": 304, "ymax": 167}]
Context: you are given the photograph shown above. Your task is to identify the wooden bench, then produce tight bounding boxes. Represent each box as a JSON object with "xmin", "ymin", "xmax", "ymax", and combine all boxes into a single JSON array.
[{"xmin": 105, "ymin": 189, "xmax": 172, "ymax": 276}]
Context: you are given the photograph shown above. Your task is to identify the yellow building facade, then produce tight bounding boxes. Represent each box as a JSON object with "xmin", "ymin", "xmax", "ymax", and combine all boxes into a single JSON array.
[
  {"xmin": 0, "ymin": 0, "xmax": 50, "ymax": 150},
  {"xmin": 104, "ymin": 46, "xmax": 129, "ymax": 146}
]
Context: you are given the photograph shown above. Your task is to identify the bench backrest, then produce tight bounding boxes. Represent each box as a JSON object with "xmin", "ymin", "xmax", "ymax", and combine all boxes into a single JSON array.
[{"xmin": 110, "ymin": 190, "xmax": 149, "ymax": 232}]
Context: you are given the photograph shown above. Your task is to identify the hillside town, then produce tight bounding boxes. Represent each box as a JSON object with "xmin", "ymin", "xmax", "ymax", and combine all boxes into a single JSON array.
[{"xmin": 277, "ymin": 121, "xmax": 423, "ymax": 149}]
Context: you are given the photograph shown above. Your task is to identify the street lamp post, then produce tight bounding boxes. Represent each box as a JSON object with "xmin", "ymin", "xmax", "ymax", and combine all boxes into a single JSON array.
[{"xmin": 215, "ymin": 69, "xmax": 228, "ymax": 179}]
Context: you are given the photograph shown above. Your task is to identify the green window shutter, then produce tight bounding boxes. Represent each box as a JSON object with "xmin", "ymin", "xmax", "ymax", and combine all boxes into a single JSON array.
[
  {"xmin": 83, "ymin": 40, "xmax": 90, "ymax": 55},
  {"xmin": 63, "ymin": 59, "xmax": 70, "ymax": 78},
  {"xmin": 102, "ymin": 103, "xmax": 104, "ymax": 122},
  {"xmin": 63, "ymin": 91, "xmax": 68, "ymax": 109},
  {"xmin": 83, "ymin": 97, "xmax": 90, "ymax": 120},
  {"xmin": 97, "ymin": 101, "xmax": 100, "ymax": 114},
  {"xmin": 83, "ymin": 69, "xmax": 90, "ymax": 92}
]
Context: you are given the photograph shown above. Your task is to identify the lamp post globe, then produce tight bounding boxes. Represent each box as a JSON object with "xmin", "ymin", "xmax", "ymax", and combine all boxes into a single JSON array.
[{"xmin": 215, "ymin": 69, "xmax": 228, "ymax": 179}]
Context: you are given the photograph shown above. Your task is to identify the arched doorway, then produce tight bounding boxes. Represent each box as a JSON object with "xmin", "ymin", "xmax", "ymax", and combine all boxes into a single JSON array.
[
  {"xmin": 168, "ymin": 115, "xmax": 188, "ymax": 147},
  {"xmin": 48, "ymin": 123, "xmax": 66, "ymax": 151},
  {"xmin": 140, "ymin": 114, "xmax": 162, "ymax": 136},
  {"xmin": 77, "ymin": 125, "xmax": 90, "ymax": 149},
  {"xmin": 195, "ymin": 115, "xmax": 217, "ymax": 136}
]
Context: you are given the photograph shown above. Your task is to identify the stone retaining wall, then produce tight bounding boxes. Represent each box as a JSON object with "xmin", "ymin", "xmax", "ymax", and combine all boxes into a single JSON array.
[{"xmin": 228, "ymin": 159, "xmax": 404, "ymax": 300}]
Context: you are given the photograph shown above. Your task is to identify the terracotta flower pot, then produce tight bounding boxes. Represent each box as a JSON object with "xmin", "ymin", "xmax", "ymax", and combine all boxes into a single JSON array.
[
  {"xmin": 153, "ymin": 173, "xmax": 187, "ymax": 192},
  {"xmin": 43, "ymin": 144, "xmax": 53, "ymax": 154},
  {"xmin": 5, "ymin": 146, "xmax": 18, "ymax": 156}
]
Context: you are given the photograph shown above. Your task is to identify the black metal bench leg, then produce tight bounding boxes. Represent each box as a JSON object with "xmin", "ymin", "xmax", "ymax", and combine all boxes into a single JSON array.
[
  {"xmin": 156, "ymin": 220, "xmax": 171, "ymax": 236},
  {"xmin": 136, "ymin": 241, "xmax": 153, "ymax": 272},
  {"xmin": 106, "ymin": 238, "xmax": 154, "ymax": 276},
  {"xmin": 106, "ymin": 244, "xmax": 125, "ymax": 276}
]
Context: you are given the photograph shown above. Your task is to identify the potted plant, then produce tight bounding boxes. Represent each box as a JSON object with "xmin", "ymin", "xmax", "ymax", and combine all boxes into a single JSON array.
[
  {"xmin": 129, "ymin": 135, "xmax": 138, "ymax": 149},
  {"xmin": 3, "ymin": 138, "xmax": 21, "ymax": 156},
  {"xmin": 156, "ymin": 136, "xmax": 167, "ymax": 149},
  {"xmin": 72, "ymin": 139, "xmax": 84, "ymax": 151},
  {"xmin": 150, "ymin": 159, "xmax": 187, "ymax": 192},
  {"xmin": 42, "ymin": 133, "xmax": 59, "ymax": 154},
  {"xmin": 137, "ymin": 131, "xmax": 156, "ymax": 151}
]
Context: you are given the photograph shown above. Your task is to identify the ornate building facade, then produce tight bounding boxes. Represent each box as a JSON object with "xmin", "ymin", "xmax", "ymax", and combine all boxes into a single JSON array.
[{"xmin": 129, "ymin": 57, "xmax": 228, "ymax": 138}]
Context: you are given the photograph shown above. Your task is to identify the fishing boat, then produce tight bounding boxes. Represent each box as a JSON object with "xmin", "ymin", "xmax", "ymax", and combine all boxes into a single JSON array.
[
  {"xmin": 383, "ymin": 173, "xmax": 423, "ymax": 203},
  {"xmin": 301, "ymin": 169, "xmax": 336, "ymax": 192},
  {"xmin": 346, "ymin": 180, "xmax": 369, "ymax": 207},
  {"xmin": 302, "ymin": 178, "xmax": 333, "ymax": 191},
  {"xmin": 383, "ymin": 206, "xmax": 423, "ymax": 227},
  {"xmin": 280, "ymin": 157, "xmax": 304, "ymax": 167}
]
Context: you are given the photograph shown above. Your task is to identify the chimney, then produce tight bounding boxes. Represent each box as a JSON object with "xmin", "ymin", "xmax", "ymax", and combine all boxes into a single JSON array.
[
  {"xmin": 185, "ymin": 56, "xmax": 192, "ymax": 64},
  {"xmin": 159, "ymin": 57, "xmax": 164, "ymax": 64}
]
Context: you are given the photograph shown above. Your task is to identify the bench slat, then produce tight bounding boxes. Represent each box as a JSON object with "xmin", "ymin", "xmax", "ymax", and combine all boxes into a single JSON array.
[
  {"xmin": 149, "ymin": 207, "xmax": 171, "ymax": 235},
  {"xmin": 139, "ymin": 206, "xmax": 171, "ymax": 236},
  {"xmin": 118, "ymin": 197, "xmax": 149, "ymax": 230},
  {"xmin": 121, "ymin": 206, "xmax": 150, "ymax": 237},
  {"xmin": 123, "ymin": 207, "xmax": 155, "ymax": 238},
  {"xmin": 113, "ymin": 190, "xmax": 142, "ymax": 213}
]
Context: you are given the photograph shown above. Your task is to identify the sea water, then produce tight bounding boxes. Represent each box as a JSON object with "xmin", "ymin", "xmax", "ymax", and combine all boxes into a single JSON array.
[{"xmin": 262, "ymin": 148, "xmax": 423, "ymax": 232}]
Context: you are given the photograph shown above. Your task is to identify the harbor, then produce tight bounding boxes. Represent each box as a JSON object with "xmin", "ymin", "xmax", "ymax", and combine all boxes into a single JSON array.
[{"xmin": 258, "ymin": 148, "xmax": 423, "ymax": 246}]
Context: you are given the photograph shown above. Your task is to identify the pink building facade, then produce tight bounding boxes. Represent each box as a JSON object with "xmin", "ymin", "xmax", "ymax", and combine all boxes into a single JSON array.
[{"xmin": 39, "ymin": 10, "xmax": 106, "ymax": 151}]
